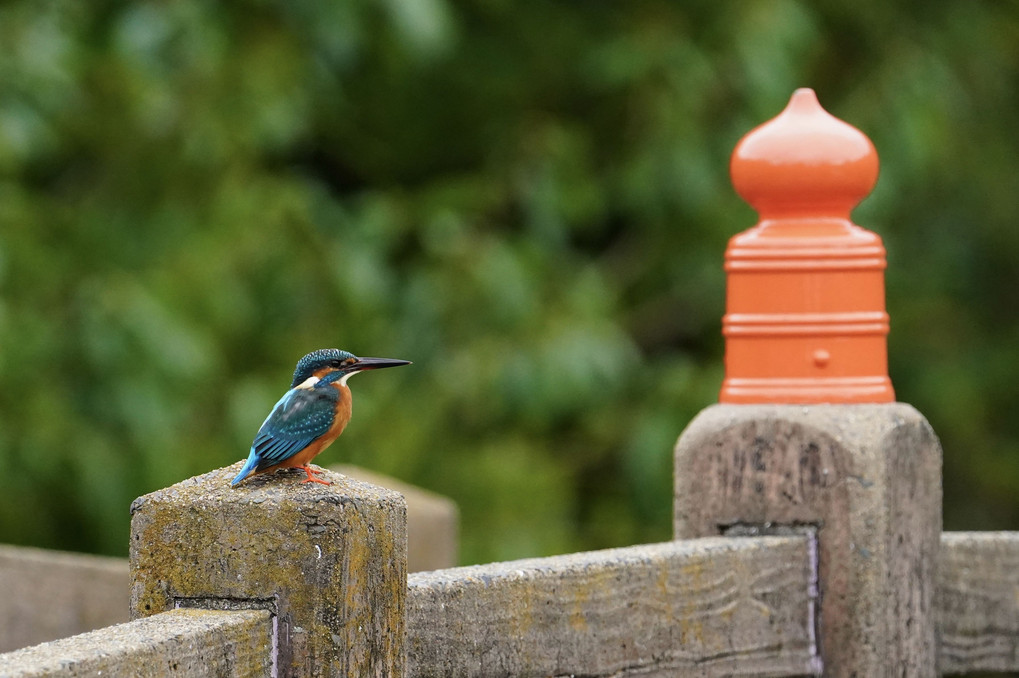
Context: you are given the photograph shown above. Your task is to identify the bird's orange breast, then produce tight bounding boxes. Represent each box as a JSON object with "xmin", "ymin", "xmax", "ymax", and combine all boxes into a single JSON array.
[{"xmin": 266, "ymin": 382, "xmax": 352, "ymax": 471}]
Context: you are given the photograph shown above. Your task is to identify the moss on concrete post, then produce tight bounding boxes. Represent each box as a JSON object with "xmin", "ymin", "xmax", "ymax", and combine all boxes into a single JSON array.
[
  {"xmin": 674, "ymin": 404, "xmax": 942, "ymax": 676},
  {"xmin": 130, "ymin": 463, "xmax": 407, "ymax": 677}
]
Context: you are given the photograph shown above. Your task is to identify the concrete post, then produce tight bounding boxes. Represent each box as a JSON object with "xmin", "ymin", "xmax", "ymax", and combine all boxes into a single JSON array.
[
  {"xmin": 130, "ymin": 463, "xmax": 407, "ymax": 677},
  {"xmin": 674, "ymin": 403, "xmax": 941, "ymax": 675}
]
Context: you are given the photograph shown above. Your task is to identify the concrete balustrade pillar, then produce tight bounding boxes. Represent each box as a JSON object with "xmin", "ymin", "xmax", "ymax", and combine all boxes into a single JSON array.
[
  {"xmin": 130, "ymin": 463, "xmax": 407, "ymax": 677},
  {"xmin": 676, "ymin": 404, "xmax": 941, "ymax": 674},
  {"xmin": 675, "ymin": 90, "xmax": 942, "ymax": 676}
]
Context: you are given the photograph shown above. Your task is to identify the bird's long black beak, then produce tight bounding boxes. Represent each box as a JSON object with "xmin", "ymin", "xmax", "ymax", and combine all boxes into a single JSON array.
[{"xmin": 348, "ymin": 357, "xmax": 412, "ymax": 373}]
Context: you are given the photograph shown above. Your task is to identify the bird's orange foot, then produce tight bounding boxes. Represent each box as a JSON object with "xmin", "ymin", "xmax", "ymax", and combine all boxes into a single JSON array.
[{"xmin": 300, "ymin": 465, "xmax": 330, "ymax": 485}]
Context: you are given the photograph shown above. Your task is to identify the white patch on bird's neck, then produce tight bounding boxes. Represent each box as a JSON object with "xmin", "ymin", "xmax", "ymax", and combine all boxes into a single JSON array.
[
  {"xmin": 338, "ymin": 370, "xmax": 359, "ymax": 386},
  {"xmin": 296, "ymin": 376, "xmax": 320, "ymax": 389}
]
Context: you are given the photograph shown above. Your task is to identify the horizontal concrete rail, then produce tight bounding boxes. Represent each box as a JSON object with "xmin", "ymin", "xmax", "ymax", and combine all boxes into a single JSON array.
[
  {"xmin": 0, "ymin": 609, "xmax": 272, "ymax": 678},
  {"xmin": 407, "ymin": 535, "xmax": 819, "ymax": 677},
  {"xmin": 0, "ymin": 544, "xmax": 129, "ymax": 652},
  {"xmin": 938, "ymin": 531, "xmax": 1019, "ymax": 673}
]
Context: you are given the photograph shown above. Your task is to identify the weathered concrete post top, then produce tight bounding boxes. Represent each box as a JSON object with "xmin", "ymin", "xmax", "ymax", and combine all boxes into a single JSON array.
[
  {"xmin": 676, "ymin": 89, "xmax": 942, "ymax": 676},
  {"xmin": 722, "ymin": 87, "xmax": 893, "ymax": 404},
  {"xmin": 130, "ymin": 463, "xmax": 407, "ymax": 677}
]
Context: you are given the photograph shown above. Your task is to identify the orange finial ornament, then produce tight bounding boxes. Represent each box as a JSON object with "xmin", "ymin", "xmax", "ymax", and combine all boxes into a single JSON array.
[{"xmin": 720, "ymin": 88, "xmax": 894, "ymax": 403}]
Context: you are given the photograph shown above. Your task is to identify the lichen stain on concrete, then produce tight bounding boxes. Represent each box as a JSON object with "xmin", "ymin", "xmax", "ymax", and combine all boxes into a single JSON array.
[
  {"xmin": 655, "ymin": 560, "xmax": 674, "ymax": 623},
  {"xmin": 568, "ymin": 577, "xmax": 593, "ymax": 633},
  {"xmin": 502, "ymin": 575, "xmax": 535, "ymax": 641},
  {"xmin": 677, "ymin": 556, "xmax": 707, "ymax": 648}
]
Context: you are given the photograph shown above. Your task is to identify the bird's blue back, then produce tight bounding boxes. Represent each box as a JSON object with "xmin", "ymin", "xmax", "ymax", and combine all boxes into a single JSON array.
[{"xmin": 248, "ymin": 377, "xmax": 341, "ymax": 472}]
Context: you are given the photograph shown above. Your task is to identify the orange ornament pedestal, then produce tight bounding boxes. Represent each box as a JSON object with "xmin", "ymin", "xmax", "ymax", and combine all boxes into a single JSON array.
[{"xmin": 720, "ymin": 88, "xmax": 894, "ymax": 404}]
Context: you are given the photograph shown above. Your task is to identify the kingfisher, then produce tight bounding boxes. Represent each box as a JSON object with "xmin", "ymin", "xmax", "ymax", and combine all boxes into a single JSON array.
[{"xmin": 231, "ymin": 348, "xmax": 410, "ymax": 487}]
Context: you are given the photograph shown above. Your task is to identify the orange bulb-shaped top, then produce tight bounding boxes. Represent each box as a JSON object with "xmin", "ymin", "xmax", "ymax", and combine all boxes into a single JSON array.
[{"xmin": 731, "ymin": 88, "xmax": 878, "ymax": 222}]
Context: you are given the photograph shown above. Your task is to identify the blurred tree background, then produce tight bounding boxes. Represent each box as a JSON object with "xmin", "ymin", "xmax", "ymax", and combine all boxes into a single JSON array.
[{"xmin": 0, "ymin": 1, "xmax": 1017, "ymax": 566}]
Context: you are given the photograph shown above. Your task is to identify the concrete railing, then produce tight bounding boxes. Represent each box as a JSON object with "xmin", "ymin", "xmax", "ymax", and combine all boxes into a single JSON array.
[
  {"xmin": 3, "ymin": 89, "xmax": 1019, "ymax": 677},
  {"xmin": 5, "ymin": 516, "xmax": 1019, "ymax": 676},
  {"xmin": 0, "ymin": 465, "xmax": 457, "ymax": 654}
]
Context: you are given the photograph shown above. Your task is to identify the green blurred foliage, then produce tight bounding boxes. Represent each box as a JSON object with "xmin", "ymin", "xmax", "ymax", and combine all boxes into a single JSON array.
[{"xmin": 0, "ymin": 1, "xmax": 1017, "ymax": 566}]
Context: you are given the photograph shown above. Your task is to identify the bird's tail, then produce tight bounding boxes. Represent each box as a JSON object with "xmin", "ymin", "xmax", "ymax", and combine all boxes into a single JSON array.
[{"xmin": 231, "ymin": 452, "xmax": 259, "ymax": 486}]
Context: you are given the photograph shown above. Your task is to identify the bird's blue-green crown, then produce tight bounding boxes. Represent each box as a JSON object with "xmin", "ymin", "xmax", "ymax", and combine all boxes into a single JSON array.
[{"xmin": 291, "ymin": 348, "xmax": 357, "ymax": 387}]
